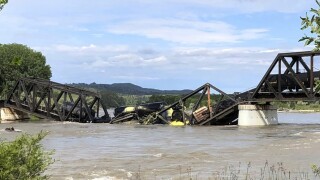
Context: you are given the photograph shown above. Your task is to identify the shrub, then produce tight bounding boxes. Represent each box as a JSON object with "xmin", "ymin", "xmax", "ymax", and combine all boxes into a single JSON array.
[{"xmin": 0, "ymin": 131, "xmax": 54, "ymax": 180}]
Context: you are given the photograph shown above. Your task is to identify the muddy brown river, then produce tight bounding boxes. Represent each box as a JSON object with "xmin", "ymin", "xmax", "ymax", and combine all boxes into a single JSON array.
[{"xmin": 1, "ymin": 112, "xmax": 320, "ymax": 179}]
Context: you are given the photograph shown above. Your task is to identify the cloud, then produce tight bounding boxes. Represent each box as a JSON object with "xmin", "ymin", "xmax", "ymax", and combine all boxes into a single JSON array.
[
  {"xmin": 107, "ymin": 18, "xmax": 268, "ymax": 44},
  {"xmin": 110, "ymin": 75, "xmax": 160, "ymax": 80},
  {"xmin": 1, "ymin": 0, "xmax": 314, "ymax": 90},
  {"xmin": 77, "ymin": 52, "xmax": 168, "ymax": 69},
  {"xmin": 55, "ymin": 44, "xmax": 291, "ymax": 74},
  {"xmin": 133, "ymin": 0, "xmax": 314, "ymax": 14},
  {"xmin": 38, "ymin": 44, "xmax": 130, "ymax": 56},
  {"xmin": 34, "ymin": 43, "xmax": 314, "ymax": 90}
]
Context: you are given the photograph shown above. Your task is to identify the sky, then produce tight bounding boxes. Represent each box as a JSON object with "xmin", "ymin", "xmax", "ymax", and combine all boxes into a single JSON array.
[{"xmin": 0, "ymin": 0, "xmax": 317, "ymax": 92}]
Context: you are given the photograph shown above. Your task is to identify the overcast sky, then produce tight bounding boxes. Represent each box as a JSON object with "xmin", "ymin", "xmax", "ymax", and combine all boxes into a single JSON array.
[{"xmin": 0, "ymin": 0, "xmax": 316, "ymax": 92}]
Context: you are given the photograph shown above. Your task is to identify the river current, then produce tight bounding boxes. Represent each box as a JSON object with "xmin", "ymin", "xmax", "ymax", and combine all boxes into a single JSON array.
[{"xmin": 1, "ymin": 112, "xmax": 320, "ymax": 179}]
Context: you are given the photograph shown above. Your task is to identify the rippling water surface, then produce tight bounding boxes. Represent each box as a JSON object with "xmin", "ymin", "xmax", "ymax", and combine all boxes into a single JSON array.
[{"xmin": 1, "ymin": 112, "xmax": 320, "ymax": 179}]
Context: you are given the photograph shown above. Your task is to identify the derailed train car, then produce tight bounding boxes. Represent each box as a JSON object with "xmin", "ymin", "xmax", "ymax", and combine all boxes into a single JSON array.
[
  {"xmin": 110, "ymin": 83, "xmax": 239, "ymax": 126},
  {"xmin": 111, "ymin": 102, "xmax": 166, "ymax": 124}
]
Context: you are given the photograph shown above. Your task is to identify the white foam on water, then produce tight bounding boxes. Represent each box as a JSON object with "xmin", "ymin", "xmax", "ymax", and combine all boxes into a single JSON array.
[
  {"xmin": 91, "ymin": 176, "xmax": 119, "ymax": 180},
  {"xmin": 127, "ymin": 171, "xmax": 132, "ymax": 178},
  {"xmin": 293, "ymin": 132, "xmax": 303, "ymax": 136},
  {"xmin": 153, "ymin": 153, "xmax": 162, "ymax": 158}
]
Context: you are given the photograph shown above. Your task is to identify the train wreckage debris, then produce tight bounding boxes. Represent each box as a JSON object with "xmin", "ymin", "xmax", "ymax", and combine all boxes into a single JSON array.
[{"xmin": 111, "ymin": 83, "xmax": 239, "ymax": 126}]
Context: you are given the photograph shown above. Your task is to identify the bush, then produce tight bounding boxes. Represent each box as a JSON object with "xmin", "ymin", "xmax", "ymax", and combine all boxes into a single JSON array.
[{"xmin": 0, "ymin": 131, "xmax": 54, "ymax": 180}]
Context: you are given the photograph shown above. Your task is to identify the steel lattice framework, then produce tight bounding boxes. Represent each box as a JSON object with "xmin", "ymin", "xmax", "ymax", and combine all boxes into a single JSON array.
[
  {"xmin": 249, "ymin": 51, "xmax": 320, "ymax": 101},
  {"xmin": 5, "ymin": 77, "xmax": 110, "ymax": 122}
]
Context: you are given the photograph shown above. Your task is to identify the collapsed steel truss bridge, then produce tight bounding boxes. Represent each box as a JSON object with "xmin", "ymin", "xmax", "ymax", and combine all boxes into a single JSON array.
[
  {"xmin": 3, "ymin": 51, "xmax": 320, "ymax": 124},
  {"xmin": 110, "ymin": 51, "xmax": 320, "ymax": 125}
]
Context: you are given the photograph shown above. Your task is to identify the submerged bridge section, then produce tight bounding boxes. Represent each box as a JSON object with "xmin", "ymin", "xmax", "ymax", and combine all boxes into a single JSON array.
[{"xmin": 5, "ymin": 78, "xmax": 110, "ymax": 123}]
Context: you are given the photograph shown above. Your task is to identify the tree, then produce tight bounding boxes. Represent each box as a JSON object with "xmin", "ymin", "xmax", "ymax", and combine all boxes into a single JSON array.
[
  {"xmin": 0, "ymin": 131, "xmax": 54, "ymax": 180},
  {"xmin": 0, "ymin": 0, "xmax": 8, "ymax": 11},
  {"xmin": 300, "ymin": 0, "xmax": 320, "ymax": 51},
  {"xmin": 148, "ymin": 94, "xmax": 180, "ymax": 105},
  {"xmin": 0, "ymin": 44, "xmax": 52, "ymax": 98},
  {"xmin": 100, "ymin": 91, "xmax": 126, "ymax": 107}
]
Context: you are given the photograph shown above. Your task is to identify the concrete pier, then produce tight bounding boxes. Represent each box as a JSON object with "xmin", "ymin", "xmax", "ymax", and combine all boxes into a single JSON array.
[
  {"xmin": 238, "ymin": 104, "xmax": 278, "ymax": 126},
  {"xmin": 0, "ymin": 107, "xmax": 29, "ymax": 123}
]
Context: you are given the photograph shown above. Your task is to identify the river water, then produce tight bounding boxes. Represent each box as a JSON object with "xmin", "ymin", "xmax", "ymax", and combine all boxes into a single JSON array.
[{"xmin": 1, "ymin": 112, "xmax": 320, "ymax": 179}]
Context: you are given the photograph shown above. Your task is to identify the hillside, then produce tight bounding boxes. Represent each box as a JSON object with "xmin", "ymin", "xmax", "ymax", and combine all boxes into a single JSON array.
[{"xmin": 69, "ymin": 82, "xmax": 192, "ymax": 95}]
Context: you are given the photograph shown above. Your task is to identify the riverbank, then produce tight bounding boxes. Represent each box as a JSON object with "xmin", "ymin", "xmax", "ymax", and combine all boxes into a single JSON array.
[{"xmin": 278, "ymin": 109, "xmax": 320, "ymax": 113}]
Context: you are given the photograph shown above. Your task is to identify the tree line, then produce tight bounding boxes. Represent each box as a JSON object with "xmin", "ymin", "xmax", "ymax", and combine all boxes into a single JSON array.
[{"xmin": 0, "ymin": 44, "xmax": 51, "ymax": 99}]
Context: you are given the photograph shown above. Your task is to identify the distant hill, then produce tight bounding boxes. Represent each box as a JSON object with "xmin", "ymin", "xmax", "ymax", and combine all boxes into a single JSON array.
[{"xmin": 68, "ymin": 82, "xmax": 192, "ymax": 95}]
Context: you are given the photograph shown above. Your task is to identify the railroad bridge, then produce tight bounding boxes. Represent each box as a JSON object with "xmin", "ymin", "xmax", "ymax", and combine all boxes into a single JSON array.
[
  {"xmin": 3, "ymin": 51, "xmax": 320, "ymax": 125},
  {"xmin": 4, "ymin": 78, "xmax": 110, "ymax": 123}
]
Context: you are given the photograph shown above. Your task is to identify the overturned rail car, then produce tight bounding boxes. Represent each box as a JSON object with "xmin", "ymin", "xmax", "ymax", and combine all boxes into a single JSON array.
[{"xmin": 111, "ymin": 102, "xmax": 165, "ymax": 124}]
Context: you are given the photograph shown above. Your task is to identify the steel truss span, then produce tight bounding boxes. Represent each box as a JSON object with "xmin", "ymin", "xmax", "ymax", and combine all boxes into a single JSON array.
[
  {"xmin": 249, "ymin": 51, "xmax": 320, "ymax": 102},
  {"xmin": 5, "ymin": 77, "xmax": 111, "ymax": 123}
]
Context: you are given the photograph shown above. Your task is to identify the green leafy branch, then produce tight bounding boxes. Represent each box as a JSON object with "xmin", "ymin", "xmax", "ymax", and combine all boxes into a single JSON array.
[
  {"xmin": 0, "ymin": 0, "xmax": 8, "ymax": 11},
  {"xmin": 299, "ymin": 0, "xmax": 320, "ymax": 51},
  {"xmin": 0, "ymin": 131, "xmax": 54, "ymax": 180}
]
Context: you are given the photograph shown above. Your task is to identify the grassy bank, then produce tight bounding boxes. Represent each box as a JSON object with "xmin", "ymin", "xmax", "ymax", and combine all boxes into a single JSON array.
[
  {"xmin": 131, "ymin": 162, "xmax": 320, "ymax": 180},
  {"xmin": 273, "ymin": 101, "xmax": 320, "ymax": 112}
]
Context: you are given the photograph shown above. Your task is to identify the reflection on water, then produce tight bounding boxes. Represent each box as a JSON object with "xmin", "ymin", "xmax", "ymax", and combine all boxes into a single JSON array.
[{"xmin": 0, "ymin": 113, "xmax": 320, "ymax": 179}]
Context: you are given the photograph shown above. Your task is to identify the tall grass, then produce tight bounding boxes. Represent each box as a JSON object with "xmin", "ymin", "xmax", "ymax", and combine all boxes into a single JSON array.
[{"xmin": 130, "ymin": 161, "xmax": 320, "ymax": 180}]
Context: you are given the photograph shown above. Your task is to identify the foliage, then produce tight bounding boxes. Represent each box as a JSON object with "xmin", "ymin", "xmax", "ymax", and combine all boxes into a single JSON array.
[
  {"xmin": 121, "ymin": 94, "xmax": 150, "ymax": 106},
  {"xmin": 299, "ymin": 0, "xmax": 320, "ymax": 51},
  {"xmin": 312, "ymin": 164, "xmax": 320, "ymax": 177},
  {"xmin": 148, "ymin": 94, "xmax": 224, "ymax": 108},
  {"xmin": 0, "ymin": 0, "xmax": 8, "ymax": 11},
  {"xmin": 316, "ymin": 80, "xmax": 320, "ymax": 93},
  {"xmin": 273, "ymin": 101, "xmax": 320, "ymax": 111},
  {"xmin": 100, "ymin": 91, "xmax": 126, "ymax": 107},
  {"xmin": 0, "ymin": 44, "xmax": 52, "ymax": 99},
  {"xmin": 69, "ymin": 82, "xmax": 192, "ymax": 96},
  {"xmin": 69, "ymin": 83, "xmax": 192, "ymax": 107},
  {"xmin": 148, "ymin": 94, "xmax": 181, "ymax": 105},
  {"xmin": 0, "ymin": 131, "xmax": 54, "ymax": 180}
]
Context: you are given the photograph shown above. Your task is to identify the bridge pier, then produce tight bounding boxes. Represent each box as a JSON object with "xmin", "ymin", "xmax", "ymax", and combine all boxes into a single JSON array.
[
  {"xmin": 0, "ymin": 107, "xmax": 29, "ymax": 123},
  {"xmin": 238, "ymin": 104, "xmax": 278, "ymax": 126}
]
